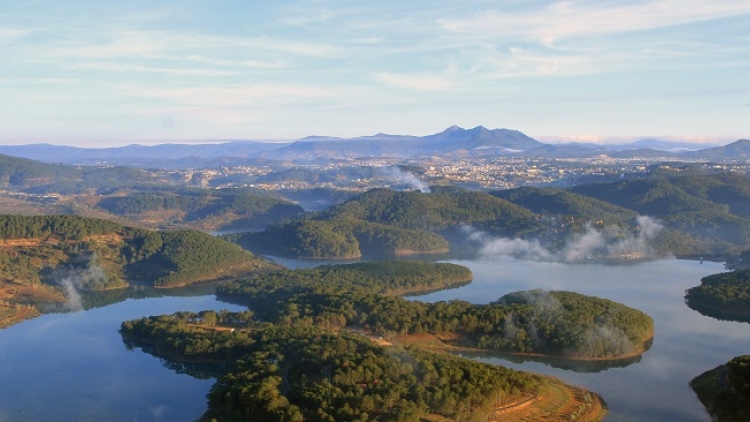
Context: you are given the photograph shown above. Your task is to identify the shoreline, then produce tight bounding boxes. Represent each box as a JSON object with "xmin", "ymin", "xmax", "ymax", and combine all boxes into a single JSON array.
[
  {"xmin": 685, "ymin": 298, "xmax": 750, "ymax": 321},
  {"xmin": 393, "ymin": 331, "xmax": 654, "ymax": 363}
]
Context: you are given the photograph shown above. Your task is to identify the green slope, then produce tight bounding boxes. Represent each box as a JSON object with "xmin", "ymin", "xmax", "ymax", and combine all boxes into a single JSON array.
[
  {"xmin": 570, "ymin": 174, "xmax": 750, "ymax": 254},
  {"xmin": 0, "ymin": 214, "xmax": 277, "ymax": 310}
]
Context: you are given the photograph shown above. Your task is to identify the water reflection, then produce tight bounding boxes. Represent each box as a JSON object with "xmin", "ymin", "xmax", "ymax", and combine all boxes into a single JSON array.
[
  {"xmin": 685, "ymin": 300, "xmax": 750, "ymax": 324},
  {"xmin": 409, "ymin": 257, "xmax": 747, "ymax": 422},
  {"xmin": 458, "ymin": 342, "xmax": 649, "ymax": 373},
  {"xmin": 1, "ymin": 256, "xmax": 744, "ymax": 422},
  {"xmin": 38, "ymin": 281, "xmax": 226, "ymax": 314},
  {"xmin": 0, "ymin": 295, "xmax": 246, "ymax": 422}
]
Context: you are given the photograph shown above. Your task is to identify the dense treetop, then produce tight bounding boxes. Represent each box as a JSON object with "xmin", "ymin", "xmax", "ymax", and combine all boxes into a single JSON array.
[
  {"xmin": 228, "ymin": 173, "xmax": 750, "ymax": 259},
  {"xmin": 121, "ymin": 320, "xmax": 557, "ymax": 422},
  {"xmin": 226, "ymin": 186, "xmax": 542, "ymax": 258},
  {"xmin": 0, "ymin": 214, "xmax": 123, "ymax": 240},
  {"xmin": 0, "ymin": 153, "xmax": 159, "ymax": 193},
  {"xmin": 227, "ymin": 219, "xmax": 448, "ymax": 259},
  {"xmin": 217, "ymin": 263, "xmax": 653, "ymax": 359},
  {"xmin": 96, "ymin": 187, "xmax": 303, "ymax": 230},
  {"xmin": 121, "ymin": 260, "xmax": 623, "ymax": 421},
  {"xmin": 0, "ymin": 214, "xmax": 275, "ymax": 295},
  {"xmin": 318, "ymin": 187, "xmax": 539, "ymax": 233},
  {"xmin": 691, "ymin": 355, "xmax": 750, "ymax": 422},
  {"xmin": 491, "ymin": 186, "xmax": 638, "ymax": 224},
  {"xmin": 218, "ymin": 261, "xmax": 473, "ymax": 297},
  {"xmin": 685, "ymin": 269, "xmax": 750, "ymax": 321},
  {"xmin": 570, "ymin": 174, "xmax": 750, "ymax": 250}
]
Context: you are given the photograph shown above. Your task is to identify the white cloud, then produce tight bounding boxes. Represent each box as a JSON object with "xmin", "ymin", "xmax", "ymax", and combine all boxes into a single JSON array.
[
  {"xmin": 32, "ymin": 29, "xmax": 339, "ymax": 61},
  {"xmin": 471, "ymin": 45, "xmax": 600, "ymax": 77},
  {"xmin": 0, "ymin": 77, "xmax": 80, "ymax": 85},
  {"xmin": 375, "ymin": 72, "xmax": 453, "ymax": 91},
  {"xmin": 349, "ymin": 37, "xmax": 385, "ymax": 45},
  {"xmin": 1, "ymin": 1, "xmax": 748, "ymax": 141},
  {"xmin": 114, "ymin": 83, "xmax": 343, "ymax": 107},
  {"xmin": 182, "ymin": 55, "xmax": 286, "ymax": 69},
  {"xmin": 68, "ymin": 62, "xmax": 241, "ymax": 76},
  {"xmin": 439, "ymin": 1, "xmax": 750, "ymax": 46},
  {"xmin": 0, "ymin": 27, "xmax": 30, "ymax": 41}
]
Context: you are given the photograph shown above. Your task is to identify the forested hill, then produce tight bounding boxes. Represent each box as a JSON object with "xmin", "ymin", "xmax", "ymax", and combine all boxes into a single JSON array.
[
  {"xmin": 570, "ymin": 173, "xmax": 750, "ymax": 253},
  {"xmin": 121, "ymin": 261, "xmax": 616, "ymax": 421},
  {"xmin": 490, "ymin": 186, "xmax": 639, "ymax": 224},
  {"xmin": 0, "ymin": 214, "xmax": 276, "ymax": 326},
  {"xmin": 691, "ymin": 355, "xmax": 750, "ymax": 422},
  {"xmin": 0, "ymin": 152, "xmax": 305, "ymax": 229},
  {"xmin": 318, "ymin": 186, "xmax": 539, "ymax": 232},
  {"xmin": 227, "ymin": 187, "xmax": 544, "ymax": 258},
  {"xmin": 0, "ymin": 153, "xmax": 159, "ymax": 193},
  {"xmin": 0, "ymin": 153, "xmax": 79, "ymax": 185},
  {"xmin": 685, "ymin": 267, "xmax": 750, "ymax": 322},
  {"xmin": 120, "ymin": 321, "xmax": 606, "ymax": 422},
  {"xmin": 217, "ymin": 263, "xmax": 654, "ymax": 360},
  {"xmin": 96, "ymin": 187, "xmax": 304, "ymax": 231}
]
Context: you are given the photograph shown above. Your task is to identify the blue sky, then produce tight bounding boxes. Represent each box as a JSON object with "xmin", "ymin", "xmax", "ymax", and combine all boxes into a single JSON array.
[{"xmin": 1, "ymin": 0, "xmax": 749, "ymax": 146}]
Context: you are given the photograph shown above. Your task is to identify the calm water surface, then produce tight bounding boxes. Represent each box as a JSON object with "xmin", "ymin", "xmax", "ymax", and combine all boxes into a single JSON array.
[
  {"xmin": 408, "ymin": 258, "xmax": 748, "ymax": 422},
  {"xmin": 0, "ymin": 295, "xmax": 245, "ymax": 422},
  {"xmin": 0, "ymin": 258, "xmax": 745, "ymax": 421}
]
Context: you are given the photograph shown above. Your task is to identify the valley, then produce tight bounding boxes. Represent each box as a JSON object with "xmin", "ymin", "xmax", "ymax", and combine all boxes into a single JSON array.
[{"xmin": 0, "ymin": 132, "xmax": 749, "ymax": 421}]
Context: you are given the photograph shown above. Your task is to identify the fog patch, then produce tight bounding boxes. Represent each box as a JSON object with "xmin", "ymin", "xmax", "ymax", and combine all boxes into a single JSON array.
[
  {"xmin": 462, "ymin": 225, "xmax": 552, "ymax": 261},
  {"xmin": 51, "ymin": 264, "xmax": 107, "ymax": 311},
  {"xmin": 151, "ymin": 404, "xmax": 168, "ymax": 419},
  {"xmin": 378, "ymin": 167, "xmax": 430, "ymax": 193},
  {"xmin": 466, "ymin": 216, "xmax": 664, "ymax": 262},
  {"xmin": 499, "ymin": 290, "xmax": 638, "ymax": 356},
  {"xmin": 580, "ymin": 325, "xmax": 634, "ymax": 357}
]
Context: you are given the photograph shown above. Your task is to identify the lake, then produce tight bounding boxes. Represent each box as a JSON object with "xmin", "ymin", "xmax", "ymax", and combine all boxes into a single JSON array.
[
  {"xmin": 0, "ymin": 258, "xmax": 745, "ymax": 421},
  {"xmin": 407, "ymin": 258, "xmax": 747, "ymax": 422},
  {"xmin": 0, "ymin": 295, "xmax": 246, "ymax": 422}
]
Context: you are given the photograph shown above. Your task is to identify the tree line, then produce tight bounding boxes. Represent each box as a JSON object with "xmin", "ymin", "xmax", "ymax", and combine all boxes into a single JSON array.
[
  {"xmin": 121, "ymin": 318, "xmax": 549, "ymax": 422},
  {"xmin": 0, "ymin": 215, "xmax": 275, "ymax": 295},
  {"xmin": 685, "ymin": 268, "xmax": 750, "ymax": 321},
  {"xmin": 217, "ymin": 262, "xmax": 653, "ymax": 359},
  {"xmin": 691, "ymin": 355, "xmax": 750, "ymax": 422}
]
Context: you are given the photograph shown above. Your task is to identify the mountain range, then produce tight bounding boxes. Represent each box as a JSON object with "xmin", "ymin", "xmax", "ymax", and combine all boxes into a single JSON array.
[{"xmin": 0, "ymin": 126, "xmax": 747, "ymax": 168}]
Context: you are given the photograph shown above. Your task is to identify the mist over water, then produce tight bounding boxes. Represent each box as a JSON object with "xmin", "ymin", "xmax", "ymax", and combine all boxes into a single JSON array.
[
  {"xmin": 1, "ymin": 255, "xmax": 744, "ymax": 421},
  {"xmin": 51, "ymin": 264, "xmax": 108, "ymax": 311},
  {"xmin": 465, "ymin": 216, "xmax": 665, "ymax": 262},
  {"xmin": 379, "ymin": 167, "xmax": 431, "ymax": 193},
  {"xmin": 408, "ymin": 258, "xmax": 745, "ymax": 421}
]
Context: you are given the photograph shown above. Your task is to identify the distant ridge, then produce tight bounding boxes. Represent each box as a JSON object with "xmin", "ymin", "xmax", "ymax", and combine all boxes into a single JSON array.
[
  {"xmin": 257, "ymin": 125, "xmax": 542, "ymax": 161},
  {"xmin": 0, "ymin": 127, "xmax": 746, "ymax": 168},
  {"xmin": 0, "ymin": 141, "xmax": 287, "ymax": 166},
  {"xmin": 686, "ymin": 139, "xmax": 750, "ymax": 160}
]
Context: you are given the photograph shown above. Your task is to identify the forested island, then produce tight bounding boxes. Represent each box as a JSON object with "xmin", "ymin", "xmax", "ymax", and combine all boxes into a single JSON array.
[
  {"xmin": 0, "ymin": 214, "xmax": 276, "ymax": 327},
  {"xmin": 685, "ymin": 268, "xmax": 750, "ymax": 322},
  {"xmin": 216, "ymin": 262, "xmax": 654, "ymax": 360},
  {"xmin": 119, "ymin": 260, "xmax": 648, "ymax": 420},
  {"xmin": 690, "ymin": 355, "xmax": 750, "ymax": 422},
  {"xmin": 121, "ymin": 319, "xmax": 607, "ymax": 422}
]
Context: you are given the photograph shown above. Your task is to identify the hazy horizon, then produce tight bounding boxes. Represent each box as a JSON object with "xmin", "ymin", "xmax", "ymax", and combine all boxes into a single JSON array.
[{"xmin": 0, "ymin": 127, "xmax": 741, "ymax": 149}]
